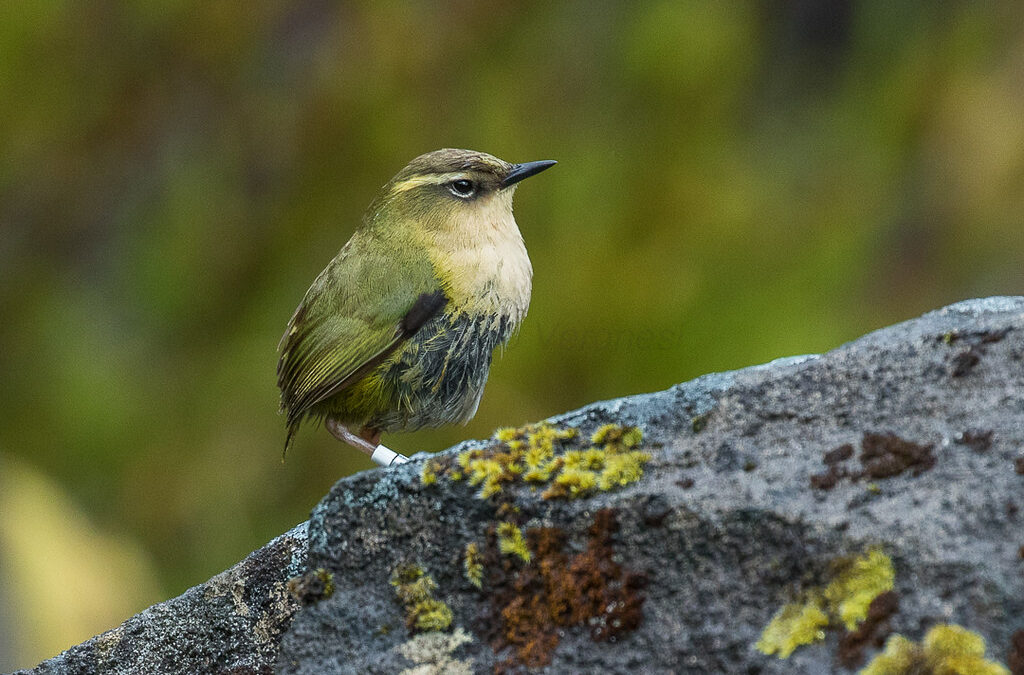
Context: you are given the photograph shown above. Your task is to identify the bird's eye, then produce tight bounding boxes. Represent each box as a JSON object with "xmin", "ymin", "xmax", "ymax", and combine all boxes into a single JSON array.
[{"xmin": 448, "ymin": 179, "xmax": 476, "ymax": 198}]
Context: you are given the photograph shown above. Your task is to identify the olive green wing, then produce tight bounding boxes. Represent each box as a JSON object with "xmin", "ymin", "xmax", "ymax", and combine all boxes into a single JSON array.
[{"xmin": 277, "ymin": 238, "xmax": 446, "ymax": 452}]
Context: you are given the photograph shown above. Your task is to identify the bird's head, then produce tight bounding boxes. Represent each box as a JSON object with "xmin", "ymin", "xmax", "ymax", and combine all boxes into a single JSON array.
[{"xmin": 366, "ymin": 149, "xmax": 556, "ymax": 238}]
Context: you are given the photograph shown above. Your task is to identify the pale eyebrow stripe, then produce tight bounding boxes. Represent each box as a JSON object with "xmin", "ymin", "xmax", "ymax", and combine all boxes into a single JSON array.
[{"xmin": 391, "ymin": 172, "xmax": 471, "ymax": 193}]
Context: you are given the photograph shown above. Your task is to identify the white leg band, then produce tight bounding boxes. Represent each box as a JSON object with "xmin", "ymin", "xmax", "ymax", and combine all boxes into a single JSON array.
[{"xmin": 370, "ymin": 444, "xmax": 409, "ymax": 466}]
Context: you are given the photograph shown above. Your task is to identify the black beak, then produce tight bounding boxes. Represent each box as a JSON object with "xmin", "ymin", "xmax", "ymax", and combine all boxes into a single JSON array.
[{"xmin": 501, "ymin": 160, "xmax": 557, "ymax": 188}]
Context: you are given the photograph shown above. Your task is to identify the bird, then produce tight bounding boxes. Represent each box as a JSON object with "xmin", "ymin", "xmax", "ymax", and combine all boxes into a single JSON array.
[{"xmin": 277, "ymin": 148, "xmax": 555, "ymax": 466}]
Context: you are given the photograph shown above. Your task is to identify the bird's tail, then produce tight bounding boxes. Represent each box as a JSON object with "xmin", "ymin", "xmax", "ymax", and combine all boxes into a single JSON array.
[{"xmin": 282, "ymin": 422, "xmax": 298, "ymax": 462}]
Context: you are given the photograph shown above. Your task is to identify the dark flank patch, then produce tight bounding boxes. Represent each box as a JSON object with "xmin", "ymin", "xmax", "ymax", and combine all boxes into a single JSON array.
[
  {"xmin": 810, "ymin": 432, "xmax": 935, "ymax": 490},
  {"xmin": 370, "ymin": 312, "xmax": 516, "ymax": 431},
  {"xmin": 276, "ymin": 289, "xmax": 448, "ymax": 451},
  {"xmin": 485, "ymin": 509, "xmax": 647, "ymax": 671},
  {"xmin": 399, "ymin": 290, "xmax": 447, "ymax": 336},
  {"xmin": 836, "ymin": 591, "xmax": 899, "ymax": 668}
]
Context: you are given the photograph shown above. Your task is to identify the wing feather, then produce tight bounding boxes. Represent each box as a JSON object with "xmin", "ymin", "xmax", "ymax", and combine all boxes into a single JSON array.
[{"xmin": 276, "ymin": 233, "xmax": 444, "ymax": 453}]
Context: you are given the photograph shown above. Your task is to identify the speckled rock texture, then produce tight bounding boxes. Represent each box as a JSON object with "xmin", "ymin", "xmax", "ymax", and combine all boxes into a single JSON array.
[
  {"xmin": 13, "ymin": 525, "xmax": 308, "ymax": 675},
  {"xmin": 15, "ymin": 298, "xmax": 1024, "ymax": 674}
]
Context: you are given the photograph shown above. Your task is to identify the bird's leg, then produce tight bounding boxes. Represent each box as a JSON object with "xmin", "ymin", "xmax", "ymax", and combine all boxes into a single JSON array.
[
  {"xmin": 325, "ymin": 418, "xmax": 408, "ymax": 467},
  {"xmin": 359, "ymin": 427, "xmax": 382, "ymax": 446}
]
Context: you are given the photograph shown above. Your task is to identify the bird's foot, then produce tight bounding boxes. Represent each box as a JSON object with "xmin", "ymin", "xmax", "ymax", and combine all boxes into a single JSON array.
[{"xmin": 325, "ymin": 419, "xmax": 408, "ymax": 467}]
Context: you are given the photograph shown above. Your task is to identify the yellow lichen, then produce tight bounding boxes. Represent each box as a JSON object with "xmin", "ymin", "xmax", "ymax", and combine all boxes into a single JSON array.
[
  {"xmin": 524, "ymin": 444, "xmax": 554, "ymax": 469},
  {"xmin": 860, "ymin": 624, "xmax": 1010, "ymax": 675},
  {"xmin": 496, "ymin": 522, "xmax": 531, "ymax": 563},
  {"xmin": 420, "ymin": 460, "xmax": 439, "ymax": 487},
  {"xmin": 450, "ymin": 423, "xmax": 648, "ymax": 500},
  {"xmin": 591, "ymin": 423, "xmax": 643, "ymax": 449},
  {"xmin": 527, "ymin": 423, "xmax": 577, "ymax": 452},
  {"xmin": 285, "ymin": 567, "xmax": 335, "ymax": 602},
  {"xmin": 562, "ymin": 448, "xmax": 607, "ymax": 471},
  {"xmin": 391, "ymin": 565, "xmax": 436, "ymax": 604},
  {"xmin": 621, "ymin": 426, "xmax": 644, "ymax": 448},
  {"xmin": 494, "ymin": 427, "xmax": 520, "ymax": 443},
  {"xmin": 464, "ymin": 458, "xmax": 507, "ymax": 499},
  {"xmin": 391, "ymin": 564, "xmax": 453, "ymax": 633},
  {"xmin": 824, "ymin": 549, "xmax": 895, "ymax": 630},
  {"xmin": 756, "ymin": 594, "xmax": 829, "ymax": 658},
  {"xmin": 522, "ymin": 457, "xmax": 560, "ymax": 483},
  {"xmin": 860, "ymin": 634, "xmax": 918, "ymax": 674},
  {"xmin": 758, "ymin": 549, "xmax": 895, "ymax": 659},
  {"xmin": 691, "ymin": 413, "xmax": 709, "ymax": 433},
  {"xmin": 410, "ymin": 599, "xmax": 454, "ymax": 633},
  {"xmin": 545, "ymin": 467, "xmax": 599, "ymax": 499},
  {"xmin": 598, "ymin": 451, "xmax": 651, "ymax": 490},
  {"xmin": 463, "ymin": 542, "xmax": 483, "ymax": 589},
  {"xmin": 457, "ymin": 449, "xmax": 484, "ymax": 470}
]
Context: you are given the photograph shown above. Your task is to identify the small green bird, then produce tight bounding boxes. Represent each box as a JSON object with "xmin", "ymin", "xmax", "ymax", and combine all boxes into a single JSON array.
[{"xmin": 277, "ymin": 149, "xmax": 555, "ymax": 465}]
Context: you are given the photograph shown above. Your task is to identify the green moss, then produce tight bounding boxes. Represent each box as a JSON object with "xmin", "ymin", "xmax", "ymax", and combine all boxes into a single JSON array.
[
  {"xmin": 390, "ymin": 563, "xmax": 453, "ymax": 633},
  {"xmin": 824, "ymin": 549, "xmax": 894, "ymax": 630},
  {"xmin": 497, "ymin": 522, "xmax": 531, "ymax": 563},
  {"xmin": 861, "ymin": 624, "xmax": 1010, "ymax": 675},
  {"xmin": 756, "ymin": 595, "xmax": 829, "ymax": 658},
  {"xmin": 463, "ymin": 542, "xmax": 483, "ymax": 589},
  {"xmin": 758, "ymin": 549, "xmax": 895, "ymax": 659}
]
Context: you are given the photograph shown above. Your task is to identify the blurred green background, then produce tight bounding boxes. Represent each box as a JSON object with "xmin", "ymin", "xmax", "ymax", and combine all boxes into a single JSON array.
[{"xmin": 2, "ymin": 0, "xmax": 1022, "ymax": 668}]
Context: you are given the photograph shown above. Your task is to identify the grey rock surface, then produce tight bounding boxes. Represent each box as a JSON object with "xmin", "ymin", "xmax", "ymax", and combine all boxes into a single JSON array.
[
  {"xmin": 14, "ymin": 524, "xmax": 308, "ymax": 675},
  {"xmin": 15, "ymin": 297, "xmax": 1024, "ymax": 674}
]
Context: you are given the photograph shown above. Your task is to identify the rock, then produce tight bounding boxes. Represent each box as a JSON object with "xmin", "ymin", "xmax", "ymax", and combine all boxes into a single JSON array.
[
  {"xmin": 16, "ymin": 297, "xmax": 1024, "ymax": 674},
  {"xmin": 13, "ymin": 525, "xmax": 307, "ymax": 675}
]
